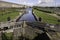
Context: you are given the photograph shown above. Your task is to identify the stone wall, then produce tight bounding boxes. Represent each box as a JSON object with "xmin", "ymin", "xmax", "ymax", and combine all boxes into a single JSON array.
[{"xmin": 13, "ymin": 22, "xmax": 44, "ymax": 40}]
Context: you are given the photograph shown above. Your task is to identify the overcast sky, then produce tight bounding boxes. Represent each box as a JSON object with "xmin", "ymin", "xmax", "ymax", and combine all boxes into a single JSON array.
[{"xmin": 1, "ymin": 0, "xmax": 60, "ymax": 6}]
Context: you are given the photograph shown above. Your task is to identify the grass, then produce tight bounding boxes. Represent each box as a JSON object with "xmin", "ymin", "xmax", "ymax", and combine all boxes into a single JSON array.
[
  {"xmin": 5, "ymin": 32, "xmax": 13, "ymax": 40},
  {"xmin": 34, "ymin": 9, "xmax": 60, "ymax": 24},
  {"xmin": 0, "ymin": 8, "xmax": 19, "ymax": 22}
]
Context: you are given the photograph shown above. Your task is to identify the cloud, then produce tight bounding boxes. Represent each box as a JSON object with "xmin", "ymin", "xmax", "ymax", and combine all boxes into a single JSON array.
[
  {"xmin": 35, "ymin": 0, "xmax": 57, "ymax": 7},
  {"xmin": 1, "ymin": 0, "xmax": 60, "ymax": 6},
  {"xmin": 18, "ymin": 0, "xmax": 40, "ymax": 6},
  {"xmin": 38, "ymin": 0, "xmax": 41, "ymax": 3},
  {"xmin": 41, "ymin": 0, "xmax": 54, "ymax": 3}
]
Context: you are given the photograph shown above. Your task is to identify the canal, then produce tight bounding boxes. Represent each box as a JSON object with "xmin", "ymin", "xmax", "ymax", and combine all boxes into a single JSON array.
[
  {"xmin": 17, "ymin": 8, "xmax": 50, "ymax": 40},
  {"xmin": 18, "ymin": 8, "xmax": 36, "ymax": 22}
]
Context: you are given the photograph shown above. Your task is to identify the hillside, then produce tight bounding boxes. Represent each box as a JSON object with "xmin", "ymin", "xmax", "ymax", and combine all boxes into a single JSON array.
[{"xmin": 0, "ymin": 1, "xmax": 24, "ymax": 8}]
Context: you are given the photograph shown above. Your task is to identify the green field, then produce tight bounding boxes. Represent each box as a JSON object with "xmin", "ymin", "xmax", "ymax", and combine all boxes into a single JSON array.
[
  {"xmin": 34, "ymin": 9, "xmax": 60, "ymax": 24},
  {"xmin": 0, "ymin": 8, "xmax": 19, "ymax": 22}
]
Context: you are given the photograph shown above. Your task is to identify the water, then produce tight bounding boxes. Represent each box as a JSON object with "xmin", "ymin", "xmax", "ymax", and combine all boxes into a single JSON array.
[{"xmin": 18, "ymin": 8, "xmax": 36, "ymax": 22}]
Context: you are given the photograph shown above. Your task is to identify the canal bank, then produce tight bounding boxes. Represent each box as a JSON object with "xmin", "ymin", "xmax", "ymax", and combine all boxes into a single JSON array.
[
  {"xmin": 32, "ymin": 12, "xmax": 39, "ymax": 21},
  {"xmin": 12, "ymin": 9, "xmax": 26, "ymax": 22},
  {"xmin": 15, "ymin": 12, "xmax": 25, "ymax": 22},
  {"xmin": 9, "ymin": 12, "xmax": 25, "ymax": 22}
]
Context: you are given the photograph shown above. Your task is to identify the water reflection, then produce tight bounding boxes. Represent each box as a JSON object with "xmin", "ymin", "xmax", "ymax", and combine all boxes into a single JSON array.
[{"xmin": 18, "ymin": 8, "xmax": 36, "ymax": 22}]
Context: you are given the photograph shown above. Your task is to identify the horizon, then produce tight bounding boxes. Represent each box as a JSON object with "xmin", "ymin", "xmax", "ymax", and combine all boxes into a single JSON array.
[{"xmin": 1, "ymin": 0, "xmax": 60, "ymax": 7}]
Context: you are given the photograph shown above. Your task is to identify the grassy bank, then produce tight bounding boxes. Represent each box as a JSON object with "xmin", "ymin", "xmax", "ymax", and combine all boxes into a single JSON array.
[
  {"xmin": 0, "ymin": 8, "xmax": 19, "ymax": 22},
  {"xmin": 33, "ymin": 9, "xmax": 60, "ymax": 24}
]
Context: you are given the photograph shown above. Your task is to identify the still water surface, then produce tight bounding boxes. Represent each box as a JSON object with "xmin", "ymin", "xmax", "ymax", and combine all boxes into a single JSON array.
[{"xmin": 18, "ymin": 8, "xmax": 36, "ymax": 22}]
